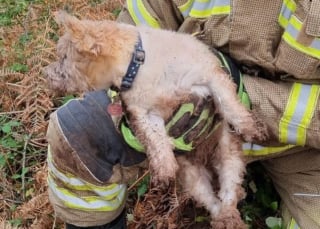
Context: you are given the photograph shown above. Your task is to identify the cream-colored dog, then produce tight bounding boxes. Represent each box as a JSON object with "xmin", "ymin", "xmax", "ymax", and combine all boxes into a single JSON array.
[{"xmin": 45, "ymin": 11, "xmax": 267, "ymax": 228}]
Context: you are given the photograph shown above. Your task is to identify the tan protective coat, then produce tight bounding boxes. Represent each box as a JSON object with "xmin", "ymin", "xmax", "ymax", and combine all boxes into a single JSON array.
[{"xmin": 117, "ymin": 1, "xmax": 320, "ymax": 228}]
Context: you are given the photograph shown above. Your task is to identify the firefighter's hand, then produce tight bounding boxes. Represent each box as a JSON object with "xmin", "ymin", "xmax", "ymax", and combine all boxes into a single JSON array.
[{"xmin": 166, "ymin": 95, "xmax": 221, "ymax": 148}]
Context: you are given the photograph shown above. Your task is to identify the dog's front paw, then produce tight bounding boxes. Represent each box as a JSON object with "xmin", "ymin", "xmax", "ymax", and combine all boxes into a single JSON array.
[
  {"xmin": 211, "ymin": 208, "xmax": 247, "ymax": 229},
  {"xmin": 233, "ymin": 114, "xmax": 268, "ymax": 142},
  {"xmin": 252, "ymin": 113, "xmax": 269, "ymax": 141},
  {"xmin": 150, "ymin": 156, "xmax": 179, "ymax": 184}
]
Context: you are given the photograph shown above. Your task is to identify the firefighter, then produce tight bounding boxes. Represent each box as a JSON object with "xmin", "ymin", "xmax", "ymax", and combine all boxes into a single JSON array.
[{"xmin": 47, "ymin": 0, "xmax": 320, "ymax": 228}]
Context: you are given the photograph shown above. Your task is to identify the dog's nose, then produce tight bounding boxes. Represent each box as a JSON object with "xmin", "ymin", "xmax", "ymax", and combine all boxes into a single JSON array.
[{"xmin": 42, "ymin": 65, "xmax": 56, "ymax": 79}]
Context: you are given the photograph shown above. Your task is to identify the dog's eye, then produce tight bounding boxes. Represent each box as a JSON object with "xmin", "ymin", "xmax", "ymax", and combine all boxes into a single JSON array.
[
  {"xmin": 61, "ymin": 73, "xmax": 67, "ymax": 79},
  {"xmin": 59, "ymin": 54, "xmax": 67, "ymax": 65}
]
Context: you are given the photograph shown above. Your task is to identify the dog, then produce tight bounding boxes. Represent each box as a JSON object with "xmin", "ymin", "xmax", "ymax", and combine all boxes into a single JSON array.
[{"xmin": 45, "ymin": 11, "xmax": 267, "ymax": 228}]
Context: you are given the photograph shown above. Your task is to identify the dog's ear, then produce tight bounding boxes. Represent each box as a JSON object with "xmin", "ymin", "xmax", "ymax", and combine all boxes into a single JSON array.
[
  {"xmin": 54, "ymin": 11, "xmax": 102, "ymax": 56},
  {"xmin": 75, "ymin": 33, "xmax": 102, "ymax": 56},
  {"xmin": 55, "ymin": 11, "xmax": 101, "ymax": 56},
  {"xmin": 88, "ymin": 43, "xmax": 102, "ymax": 56},
  {"xmin": 54, "ymin": 11, "xmax": 85, "ymax": 40}
]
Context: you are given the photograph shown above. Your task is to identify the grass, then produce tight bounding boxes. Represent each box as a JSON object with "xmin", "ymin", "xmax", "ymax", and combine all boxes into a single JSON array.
[{"xmin": 0, "ymin": 0, "xmax": 281, "ymax": 228}]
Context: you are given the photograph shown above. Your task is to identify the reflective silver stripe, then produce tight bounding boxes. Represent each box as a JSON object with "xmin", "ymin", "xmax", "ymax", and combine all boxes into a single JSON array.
[
  {"xmin": 279, "ymin": 83, "xmax": 320, "ymax": 145},
  {"xmin": 243, "ymin": 143, "xmax": 264, "ymax": 151},
  {"xmin": 294, "ymin": 193, "xmax": 320, "ymax": 197},
  {"xmin": 192, "ymin": 0, "xmax": 229, "ymax": 11},
  {"xmin": 48, "ymin": 146, "xmax": 126, "ymax": 198},
  {"xmin": 281, "ymin": 4, "xmax": 293, "ymax": 21},
  {"xmin": 48, "ymin": 175, "xmax": 126, "ymax": 211},
  {"xmin": 287, "ymin": 218, "xmax": 301, "ymax": 229},
  {"xmin": 280, "ymin": 13, "xmax": 320, "ymax": 58},
  {"xmin": 129, "ymin": 0, "xmax": 146, "ymax": 25},
  {"xmin": 179, "ymin": 0, "xmax": 194, "ymax": 17},
  {"xmin": 243, "ymin": 142, "xmax": 296, "ymax": 156},
  {"xmin": 286, "ymin": 85, "xmax": 311, "ymax": 144},
  {"xmin": 286, "ymin": 23, "xmax": 298, "ymax": 38},
  {"xmin": 311, "ymin": 38, "xmax": 320, "ymax": 50},
  {"xmin": 127, "ymin": 0, "xmax": 160, "ymax": 28},
  {"xmin": 178, "ymin": 0, "xmax": 230, "ymax": 18},
  {"xmin": 47, "ymin": 150, "xmax": 84, "ymax": 187},
  {"xmin": 278, "ymin": 0, "xmax": 296, "ymax": 28}
]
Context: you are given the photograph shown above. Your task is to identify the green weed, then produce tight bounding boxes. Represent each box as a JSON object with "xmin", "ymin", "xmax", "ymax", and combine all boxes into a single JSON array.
[
  {"xmin": 241, "ymin": 162, "xmax": 282, "ymax": 229},
  {"xmin": 137, "ymin": 175, "xmax": 150, "ymax": 198},
  {"xmin": 0, "ymin": 115, "xmax": 44, "ymax": 200},
  {"xmin": 0, "ymin": 0, "xmax": 29, "ymax": 26},
  {"xmin": 0, "ymin": 117, "xmax": 23, "ymax": 151}
]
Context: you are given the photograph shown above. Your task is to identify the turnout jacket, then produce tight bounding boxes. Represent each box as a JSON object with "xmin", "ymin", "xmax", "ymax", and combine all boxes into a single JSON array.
[
  {"xmin": 117, "ymin": 0, "xmax": 320, "ymax": 157},
  {"xmin": 46, "ymin": 89, "xmax": 220, "ymax": 225}
]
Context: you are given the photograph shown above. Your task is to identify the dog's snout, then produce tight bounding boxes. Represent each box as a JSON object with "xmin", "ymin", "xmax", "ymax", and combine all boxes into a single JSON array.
[
  {"xmin": 42, "ymin": 62, "xmax": 60, "ymax": 78},
  {"xmin": 42, "ymin": 66, "xmax": 49, "ymax": 77}
]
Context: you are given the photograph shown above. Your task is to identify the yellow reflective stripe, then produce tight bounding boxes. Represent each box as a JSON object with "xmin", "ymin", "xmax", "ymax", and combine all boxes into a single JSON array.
[
  {"xmin": 49, "ymin": 169, "xmax": 124, "ymax": 199},
  {"xmin": 289, "ymin": 15, "xmax": 301, "ymax": 30},
  {"xmin": 190, "ymin": 6, "xmax": 230, "ymax": 17},
  {"xmin": 166, "ymin": 103, "xmax": 194, "ymax": 130},
  {"xmin": 279, "ymin": 83, "xmax": 320, "ymax": 145},
  {"xmin": 48, "ymin": 146, "xmax": 125, "ymax": 197},
  {"xmin": 172, "ymin": 136, "xmax": 193, "ymax": 151},
  {"xmin": 197, "ymin": 116, "xmax": 214, "ymax": 137},
  {"xmin": 127, "ymin": 0, "xmax": 160, "ymax": 28},
  {"xmin": 120, "ymin": 122, "xmax": 145, "ymax": 152},
  {"xmin": 48, "ymin": 175, "xmax": 126, "ymax": 211},
  {"xmin": 166, "ymin": 103, "xmax": 195, "ymax": 151},
  {"xmin": 297, "ymin": 85, "xmax": 320, "ymax": 143},
  {"xmin": 243, "ymin": 143, "xmax": 296, "ymax": 156},
  {"xmin": 178, "ymin": 0, "xmax": 230, "ymax": 18},
  {"xmin": 121, "ymin": 102, "xmax": 202, "ymax": 152},
  {"xmin": 279, "ymin": 83, "xmax": 301, "ymax": 144},
  {"xmin": 287, "ymin": 218, "xmax": 300, "ymax": 229},
  {"xmin": 178, "ymin": 0, "xmax": 195, "ymax": 18},
  {"xmin": 47, "ymin": 148, "xmax": 85, "ymax": 187},
  {"xmin": 283, "ymin": 32, "xmax": 320, "ymax": 59},
  {"xmin": 171, "ymin": 107, "xmax": 213, "ymax": 151},
  {"xmin": 192, "ymin": 107, "xmax": 210, "ymax": 137},
  {"xmin": 278, "ymin": 0, "xmax": 296, "ymax": 28},
  {"xmin": 280, "ymin": 15, "xmax": 320, "ymax": 59}
]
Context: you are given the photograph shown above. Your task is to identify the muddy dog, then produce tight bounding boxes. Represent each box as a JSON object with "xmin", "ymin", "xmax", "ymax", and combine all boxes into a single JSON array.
[{"xmin": 45, "ymin": 11, "xmax": 267, "ymax": 228}]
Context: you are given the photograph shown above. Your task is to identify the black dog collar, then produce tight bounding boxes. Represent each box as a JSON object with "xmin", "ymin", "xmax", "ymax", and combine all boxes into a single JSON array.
[{"xmin": 120, "ymin": 35, "xmax": 145, "ymax": 91}]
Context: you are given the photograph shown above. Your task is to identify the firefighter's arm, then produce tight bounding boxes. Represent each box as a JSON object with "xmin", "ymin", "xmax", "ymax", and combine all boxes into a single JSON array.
[
  {"xmin": 116, "ymin": 0, "xmax": 183, "ymax": 30},
  {"xmin": 46, "ymin": 90, "xmax": 146, "ymax": 184},
  {"xmin": 169, "ymin": 68, "xmax": 320, "ymax": 152},
  {"xmin": 166, "ymin": 49, "xmax": 320, "ymax": 152},
  {"xmin": 242, "ymin": 75, "xmax": 320, "ymax": 150}
]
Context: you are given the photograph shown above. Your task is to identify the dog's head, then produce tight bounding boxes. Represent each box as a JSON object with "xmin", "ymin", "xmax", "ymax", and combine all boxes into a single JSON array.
[{"xmin": 44, "ymin": 11, "xmax": 137, "ymax": 95}]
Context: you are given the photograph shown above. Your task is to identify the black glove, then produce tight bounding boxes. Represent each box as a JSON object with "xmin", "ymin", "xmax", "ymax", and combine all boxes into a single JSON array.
[
  {"xmin": 167, "ymin": 51, "xmax": 251, "ymax": 147},
  {"xmin": 166, "ymin": 95, "xmax": 221, "ymax": 151}
]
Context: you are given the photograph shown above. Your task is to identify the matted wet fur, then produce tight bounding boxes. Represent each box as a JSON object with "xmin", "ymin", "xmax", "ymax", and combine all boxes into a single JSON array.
[{"xmin": 45, "ymin": 11, "xmax": 267, "ymax": 228}]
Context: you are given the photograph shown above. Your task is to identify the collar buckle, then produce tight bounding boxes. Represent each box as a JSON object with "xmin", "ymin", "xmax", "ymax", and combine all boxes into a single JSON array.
[{"xmin": 133, "ymin": 49, "xmax": 145, "ymax": 65}]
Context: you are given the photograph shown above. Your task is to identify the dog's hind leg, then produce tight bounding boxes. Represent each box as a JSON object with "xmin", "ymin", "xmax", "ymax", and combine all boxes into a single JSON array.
[
  {"xmin": 128, "ymin": 107, "xmax": 179, "ymax": 183},
  {"xmin": 212, "ymin": 122, "xmax": 247, "ymax": 229},
  {"xmin": 176, "ymin": 156, "xmax": 222, "ymax": 221}
]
